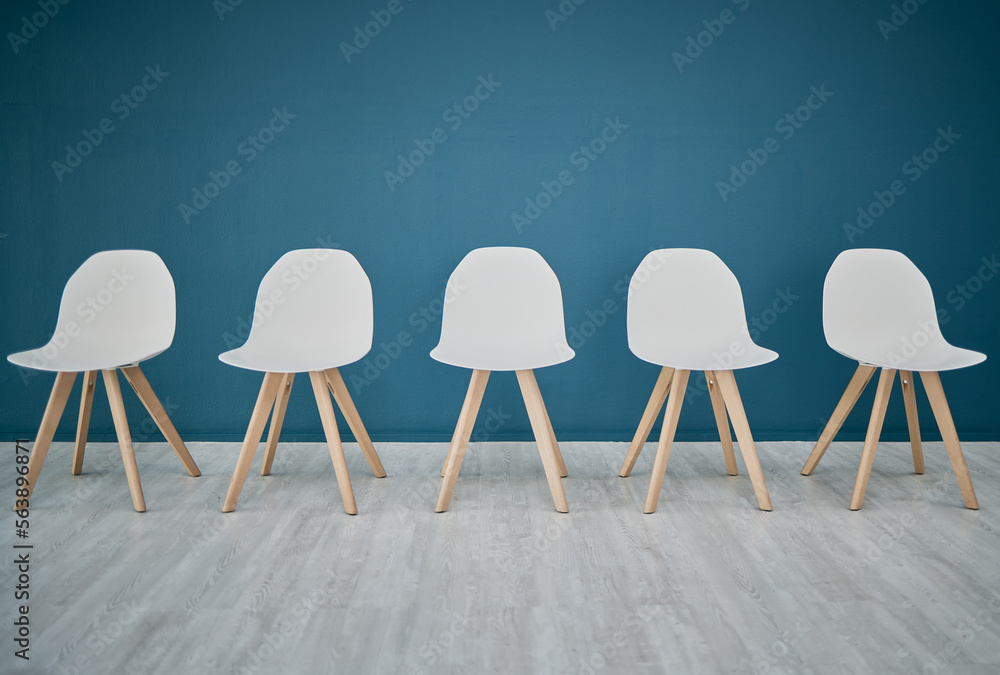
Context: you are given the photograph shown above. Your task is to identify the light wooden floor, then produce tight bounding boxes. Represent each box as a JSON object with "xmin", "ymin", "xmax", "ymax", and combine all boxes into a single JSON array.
[{"xmin": 2, "ymin": 439, "xmax": 999, "ymax": 674}]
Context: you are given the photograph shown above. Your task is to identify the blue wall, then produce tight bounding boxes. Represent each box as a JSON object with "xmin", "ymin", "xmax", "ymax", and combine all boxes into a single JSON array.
[{"xmin": 2, "ymin": 0, "xmax": 998, "ymax": 443}]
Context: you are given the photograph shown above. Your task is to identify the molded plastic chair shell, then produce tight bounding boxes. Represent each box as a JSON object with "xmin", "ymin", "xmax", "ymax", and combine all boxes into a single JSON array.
[
  {"xmin": 431, "ymin": 247, "xmax": 574, "ymax": 371},
  {"xmin": 219, "ymin": 249, "xmax": 373, "ymax": 373},
  {"xmin": 823, "ymin": 249, "xmax": 986, "ymax": 371},
  {"xmin": 627, "ymin": 249, "xmax": 778, "ymax": 371},
  {"xmin": 7, "ymin": 250, "xmax": 175, "ymax": 372}
]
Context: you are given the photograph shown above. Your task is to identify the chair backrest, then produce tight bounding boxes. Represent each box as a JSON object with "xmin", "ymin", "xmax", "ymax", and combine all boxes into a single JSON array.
[
  {"xmin": 432, "ymin": 247, "xmax": 573, "ymax": 370},
  {"xmin": 627, "ymin": 249, "xmax": 752, "ymax": 360},
  {"xmin": 241, "ymin": 249, "xmax": 373, "ymax": 363},
  {"xmin": 51, "ymin": 250, "xmax": 175, "ymax": 365},
  {"xmin": 824, "ymin": 248, "xmax": 945, "ymax": 361}
]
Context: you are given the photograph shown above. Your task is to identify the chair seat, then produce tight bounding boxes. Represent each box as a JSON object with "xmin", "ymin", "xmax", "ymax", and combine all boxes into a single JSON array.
[
  {"xmin": 629, "ymin": 338, "xmax": 778, "ymax": 372},
  {"xmin": 7, "ymin": 345, "xmax": 164, "ymax": 372},
  {"xmin": 219, "ymin": 341, "xmax": 366, "ymax": 373},
  {"xmin": 823, "ymin": 249, "xmax": 987, "ymax": 374},
  {"xmin": 833, "ymin": 343, "xmax": 986, "ymax": 372},
  {"xmin": 430, "ymin": 341, "xmax": 574, "ymax": 372}
]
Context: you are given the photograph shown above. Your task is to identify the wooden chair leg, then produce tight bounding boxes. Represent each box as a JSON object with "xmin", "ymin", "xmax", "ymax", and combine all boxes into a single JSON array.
[
  {"xmin": 436, "ymin": 370, "xmax": 490, "ymax": 512},
  {"xmin": 102, "ymin": 369, "xmax": 146, "ymax": 512},
  {"xmin": 310, "ymin": 371, "xmax": 357, "ymax": 515},
  {"xmin": 802, "ymin": 364, "xmax": 878, "ymax": 475},
  {"xmin": 326, "ymin": 368, "xmax": 386, "ymax": 478},
  {"xmin": 849, "ymin": 368, "xmax": 895, "ymax": 511},
  {"xmin": 919, "ymin": 371, "xmax": 978, "ymax": 510},
  {"xmin": 16, "ymin": 371, "xmax": 77, "ymax": 510},
  {"xmin": 643, "ymin": 369, "xmax": 689, "ymax": 514},
  {"xmin": 120, "ymin": 365, "xmax": 200, "ymax": 477},
  {"xmin": 222, "ymin": 372, "xmax": 283, "ymax": 512},
  {"xmin": 72, "ymin": 370, "xmax": 97, "ymax": 475},
  {"xmin": 619, "ymin": 366, "xmax": 673, "ymax": 477},
  {"xmin": 706, "ymin": 370, "xmax": 737, "ymax": 476},
  {"xmin": 441, "ymin": 425, "xmax": 458, "ymax": 478},
  {"xmin": 536, "ymin": 383, "xmax": 567, "ymax": 478},
  {"xmin": 715, "ymin": 370, "xmax": 773, "ymax": 511},
  {"xmin": 260, "ymin": 373, "xmax": 294, "ymax": 476},
  {"xmin": 441, "ymin": 417, "xmax": 461, "ymax": 477},
  {"xmin": 516, "ymin": 370, "xmax": 569, "ymax": 513},
  {"xmin": 899, "ymin": 370, "xmax": 924, "ymax": 474}
]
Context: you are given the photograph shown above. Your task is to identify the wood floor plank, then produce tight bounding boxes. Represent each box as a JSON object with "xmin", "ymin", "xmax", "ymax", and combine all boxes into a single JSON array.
[{"xmin": 1, "ymin": 440, "xmax": 998, "ymax": 675}]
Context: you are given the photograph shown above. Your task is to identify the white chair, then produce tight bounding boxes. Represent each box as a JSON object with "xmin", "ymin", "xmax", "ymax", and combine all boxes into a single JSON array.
[
  {"xmin": 219, "ymin": 249, "xmax": 385, "ymax": 514},
  {"xmin": 801, "ymin": 249, "xmax": 983, "ymax": 510},
  {"xmin": 8, "ymin": 250, "xmax": 200, "ymax": 512},
  {"xmin": 618, "ymin": 249, "xmax": 776, "ymax": 513},
  {"xmin": 431, "ymin": 247, "xmax": 573, "ymax": 512}
]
